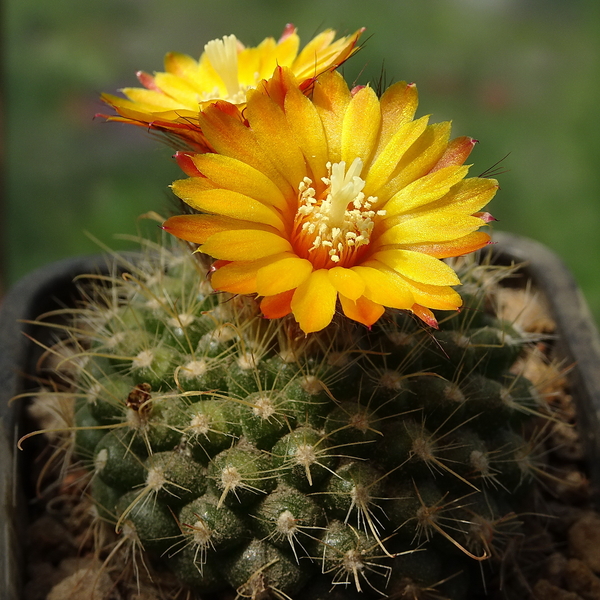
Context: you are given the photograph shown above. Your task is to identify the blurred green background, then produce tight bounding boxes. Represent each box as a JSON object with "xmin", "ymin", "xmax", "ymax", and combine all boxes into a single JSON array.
[{"xmin": 4, "ymin": 0, "xmax": 600, "ymax": 323}]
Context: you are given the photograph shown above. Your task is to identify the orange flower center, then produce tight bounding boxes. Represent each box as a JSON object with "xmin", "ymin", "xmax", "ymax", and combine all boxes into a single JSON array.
[{"xmin": 293, "ymin": 158, "xmax": 385, "ymax": 269}]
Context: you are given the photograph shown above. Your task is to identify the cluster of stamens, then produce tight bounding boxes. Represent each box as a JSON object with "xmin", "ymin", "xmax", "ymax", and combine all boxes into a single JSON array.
[{"xmin": 295, "ymin": 158, "xmax": 385, "ymax": 267}]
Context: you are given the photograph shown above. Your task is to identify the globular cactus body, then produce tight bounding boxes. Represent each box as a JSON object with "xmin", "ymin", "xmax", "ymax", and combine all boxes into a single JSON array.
[{"xmin": 56, "ymin": 242, "xmax": 544, "ymax": 599}]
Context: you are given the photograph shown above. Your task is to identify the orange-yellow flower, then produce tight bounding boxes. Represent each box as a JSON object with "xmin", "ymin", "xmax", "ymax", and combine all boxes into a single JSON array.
[
  {"xmin": 100, "ymin": 25, "xmax": 363, "ymax": 151},
  {"xmin": 163, "ymin": 68, "xmax": 497, "ymax": 334}
]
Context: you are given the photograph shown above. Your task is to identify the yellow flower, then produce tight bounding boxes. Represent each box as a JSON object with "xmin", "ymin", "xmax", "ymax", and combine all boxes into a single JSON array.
[
  {"xmin": 163, "ymin": 68, "xmax": 497, "ymax": 334},
  {"xmin": 100, "ymin": 25, "xmax": 363, "ymax": 151}
]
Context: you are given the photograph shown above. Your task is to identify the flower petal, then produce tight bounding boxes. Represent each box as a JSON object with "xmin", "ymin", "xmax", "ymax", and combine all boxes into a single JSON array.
[
  {"xmin": 283, "ymin": 76, "xmax": 330, "ymax": 183},
  {"xmin": 378, "ymin": 82, "xmax": 419, "ymax": 149},
  {"xmin": 383, "ymin": 165, "xmax": 470, "ymax": 216},
  {"xmin": 293, "ymin": 28, "xmax": 363, "ymax": 81},
  {"xmin": 261, "ymin": 290, "xmax": 294, "ymax": 319},
  {"xmin": 189, "ymin": 154, "xmax": 287, "ymax": 211},
  {"xmin": 341, "ymin": 85, "xmax": 381, "ymax": 166},
  {"xmin": 373, "ymin": 249, "xmax": 461, "ymax": 286},
  {"xmin": 313, "ymin": 71, "xmax": 352, "ymax": 164},
  {"xmin": 210, "ymin": 260, "xmax": 264, "ymax": 294},
  {"xmin": 171, "ymin": 182, "xmax": 285, "ymax": 231},
  {"xmin": 402, "ymin": 231, "xmax": 491, "ymax": 258},
  {"xmin": 411, "ymin": 304, "xmax": 439, "ymax": 328},
  {"xmin": 290, "ymin": 269, "xmax": 338, "ymax": 333},
  {"xmin": 351, "ymin": 265, "xmax": 414, "ymax": 309},
  {"xmin": 328, "ymin": 267, "xmax": 365, "ymax": 301},
  {"xmin": 153, "ymin": 72, "xmax": 201, "ymax": 105},
  {"xmin": 118, "ymin": 88, "xmax": 182, "ymax": 110},
  {"xmin": 339, "ymin": 294, "xmax": 385, "ymax": 327},
  {"xmin": 162, "ymin": 214, "xmax": 266, "ymax": 245},
  {"xmin": 397, "ymin": 276, "xmax": 463, "ymax": 310},
  {"xmin": 364, "ymin": 116, "xmax": 429, "ymax": 198},
  {"xmin": 163, "ymin": 51, "xmax": 199, "ymax": 77},
  {"xmin": 198, "ymin": 103, "xmax": 294, "ymax": 197},
  {"xmin": 376, "ymin": 122, "xmax": 453, "ymax": 199},
  {"xmin": 415, "ymin": 177, "xmax": 498, "ymax": 215},
  {"xmin": 200, "ymin": 230, "xmax": 292, "ymax": 261},
  {"xmin": 255, "ymin": 255, "xmax": 314, "ymax": 296},
  {"xmin": 245, "ymin": 87, "xmax": 307, "ymax": 189},
  {"xmin": 429, "ymin": 136, "xmax": 477, "ymax": 172},
  {"xmin": 378, "ymin": 213, "xmax": 485, "ymax": 246}
]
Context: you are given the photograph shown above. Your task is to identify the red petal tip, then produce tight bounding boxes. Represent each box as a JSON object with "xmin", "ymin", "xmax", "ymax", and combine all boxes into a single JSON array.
[
  {"xmin": 280, "ymin": 23, "xmax": 296, "ymax": 41},
  {"xmin": 475, "ymin": 211, "xmax": 498, "ymax": 223}
]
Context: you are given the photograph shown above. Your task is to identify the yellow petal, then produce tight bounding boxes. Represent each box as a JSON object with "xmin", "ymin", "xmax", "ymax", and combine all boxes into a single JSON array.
[
  {"xmin": 255, "ymin": 255, "xmax": 314, "ymax": 296},
  {"xmin": 189, "ymin": 154, "xmax": 287, "ymax": 212},
  {"xmin": 418, "ymin": 177, "xmax": 498, "ymax": 215},
  {"xmin": 378, "ymin": 213, "xmax": 485, "ymax": 246},
  {"xmin": 383, "ymin": 165, "xmax": 470, "ymax": 216},
  {"xmin": 284, "ymin": 80, "xmax": 330, "ymax": 184},
  {"xmin": 328, "ymin": 267, "xmax": 365, "ymax": 301},
  {"xmin": 210, "ymin": 260, "xmax": 263, "ymax": 294},
  {"xmin": 293, "ymin": 30, "xmax": 336, "ymax": 77},
  {"xmin": 401, "ymin": 231, "xmax": 491, "ymax": 258},
  {"xmin": 373, "ymin": 249, "xmax": 460, "ymax": 286},
  {"xmin": 171, "ymin": 182, "xmax": 285, "ymax": 231},
  {"xmin": 399, "ymin": 277, "xmax": 462, "ymax": 311},
  {"xmin": 339, "ymin": 294, "xmax": 385, "ymax": 327},
  {"xmin": 313, "ymin": 71, "xmax": 352, "ymax": 164},
  {"xmin": 163, "ymin": 52, "xmax": 199, "ymax": 77},
  {"xmin": 119, "ymin": 88, "xmax": 183, "ymax": 110},
  {"xmin": 245, "ymin": 89, "xmax": 307, "ymax": 189},
  {"xmin": 153, "ymin": 72, "xmax": 201, "ymax": 106},
  {"xmin": 378, "ymin": 82, "xmax": 419, "ymax": 151},
  {"xmin": 198, "ymin": 105, "xmax": 294, "ymax": 197},
  {"xmin": 162, "ymin": 214, "xmax": 266, "ymax": 244},
  {"xmin": 363, "ymin": 116, "xmax": 429, "ymax": 198},
  {"xmin": 341, "ymin": 85, "xmax": 381, "ymax": 166},
  {"xmin": 291, "ymin": 269, "xmax": 338, "ymax": 333},
  {"xmin": 272, "ymin": 31, "xmax": 300, "ymax": 69},
  {"xmin": 200, "ymin": 229, "xmax": 292, "ymax": 261},
  {"xmin": 261, "ymin": 290, "xmax": 294, "ymax": 319},
  {"xmin": 292, "ymin": 28, "xmax": 362, "ymax": 80},
  {"xmin": 351, "ymin": 264, "xmax": 414, "ymax": 309},
  {"xmin": 429, "ymin": 136, "xmax": 477, "ymax": 172},
  {"xmin": 377, "ymin": 122, "xmax": 452, "ymax": 199}
]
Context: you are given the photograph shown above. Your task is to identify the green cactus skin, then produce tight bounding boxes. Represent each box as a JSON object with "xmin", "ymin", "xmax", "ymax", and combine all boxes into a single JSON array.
[{"xmin": 38, "ymin": 241, "xmax": 556, "ymax": 599}]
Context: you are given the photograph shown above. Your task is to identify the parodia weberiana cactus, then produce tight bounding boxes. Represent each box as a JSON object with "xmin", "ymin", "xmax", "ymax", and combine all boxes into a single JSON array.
[{"xmin": 22, "ymin": 25, "xmax": 566, "ymax": 600}]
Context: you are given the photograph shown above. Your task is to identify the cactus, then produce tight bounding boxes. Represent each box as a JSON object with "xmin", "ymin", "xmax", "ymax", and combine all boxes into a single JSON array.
[
  {"xmin": 25, "ymin": 235, "xmax": 557, "ymax": 600},
  {"xmin": 22, "ymin": 25, "xmax": 564, "ymax": 600}
]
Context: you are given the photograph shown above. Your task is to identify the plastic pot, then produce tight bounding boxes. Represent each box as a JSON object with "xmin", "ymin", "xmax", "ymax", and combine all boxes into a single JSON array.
[{"xmin": 1, "ymin": 234, "xmax": 599, "ymax": 599}]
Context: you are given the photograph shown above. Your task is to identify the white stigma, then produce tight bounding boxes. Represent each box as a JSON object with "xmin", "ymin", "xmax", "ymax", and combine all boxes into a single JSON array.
[
  {"xmin": 296, "ymin": 158, "xmax": 385, "ymax": 264},
  {"xmin": 204, "ymin": 35, "xmax": 245, "ymax": 102},
  {"xmin": 328, "ymin": 158, "xmax": 367, "ymax": 223}
]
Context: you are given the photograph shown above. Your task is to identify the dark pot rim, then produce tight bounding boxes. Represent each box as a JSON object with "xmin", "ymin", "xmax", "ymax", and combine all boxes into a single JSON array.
[
  {"xmin": 1, "ymin": 234, "xmax": 599, "ymax": 599},
  {"xmin": 492, "ymin": 231, "xmax": 600, "ymax": 489}
]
